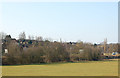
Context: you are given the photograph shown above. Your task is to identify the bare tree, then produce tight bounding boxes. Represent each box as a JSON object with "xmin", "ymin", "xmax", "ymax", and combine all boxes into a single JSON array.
[
  {"xmin": 19, "ymin": 32, "xmax": 26, "ymax": 39},
  {"xmin": 0, "ymin": 32, "xmax": 6, "ymax": 39},
  {"xmin": 28, "ymin": 35, "xmax": 34, "ymax": 40},
  {"xmin": 36, "ymin": 36, "xmax": 43, "ymax": 41}
]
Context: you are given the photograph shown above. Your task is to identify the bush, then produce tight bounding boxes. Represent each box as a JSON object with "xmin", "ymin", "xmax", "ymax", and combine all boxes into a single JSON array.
[{"xmin": 2, "ymin": 41, "xmax": 102, "ymax": 65}]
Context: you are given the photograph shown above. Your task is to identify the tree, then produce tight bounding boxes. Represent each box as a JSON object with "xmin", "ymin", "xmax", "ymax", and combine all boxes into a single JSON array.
[
  {"xmin": 19, "ymin": 32, "xmax": 26, "ymax": 39},
  {"xmin": 28, "ymin": 35, "xmax": 34, "ymax": 40},
  {"xmin": 0, "ymin": 32, "xmax": 6, "ymax": 39},
  {"xmin": 36, "ymin": 36, "xmax": 43, "ymax": 41}
]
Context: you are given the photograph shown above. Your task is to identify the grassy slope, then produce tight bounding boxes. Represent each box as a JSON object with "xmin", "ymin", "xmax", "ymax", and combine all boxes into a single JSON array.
[{"xmin": 2, "ymin": 60, "xmax": 118, "ymax": 76}]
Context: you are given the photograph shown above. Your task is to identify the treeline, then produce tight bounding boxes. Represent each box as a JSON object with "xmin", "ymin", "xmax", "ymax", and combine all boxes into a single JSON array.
[
  {"xmin": 2, "ymin": 40, "xmax": 102, "ymax": 65},
  {"xmin": 1, "ymin": 32, "xmax": 118, "ymax": 65}
]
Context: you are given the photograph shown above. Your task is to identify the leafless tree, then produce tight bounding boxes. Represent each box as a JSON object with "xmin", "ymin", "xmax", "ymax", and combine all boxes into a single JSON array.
[
  {"xmin": 28, "ymin": 35, "xmax": 34, "ymax": 40},
  {"xmin": 36, "ymin": 36, "xmax": 43, "ymax": 41},
  {"xmin": 0, "ymin": 32, "xmax": 6, "ymax": 39},
  {"xmin": 19, "ymin": 32, "xmax": 26, "ymax": 39}
]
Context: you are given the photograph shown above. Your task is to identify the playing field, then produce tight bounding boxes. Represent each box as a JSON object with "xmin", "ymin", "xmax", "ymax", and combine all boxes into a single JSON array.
[{"xmin": 2, "ymin": 60, "xmax": 118, "ymax": 76}]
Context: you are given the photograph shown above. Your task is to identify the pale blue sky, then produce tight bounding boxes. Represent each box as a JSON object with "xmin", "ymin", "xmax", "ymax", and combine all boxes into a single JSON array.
[{"xmin": 1, "ymin": 2, "xmax": 118, "ymax": 43}]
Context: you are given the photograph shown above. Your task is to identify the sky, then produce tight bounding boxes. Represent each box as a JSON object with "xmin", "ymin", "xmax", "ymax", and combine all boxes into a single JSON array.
[
  {"xmin": 0, "ymin": 0, "xmax": 119, "ymax": 2},
  {"xmin": 0, "ymin": 2, "xmax": 118, "ymax": 43}
]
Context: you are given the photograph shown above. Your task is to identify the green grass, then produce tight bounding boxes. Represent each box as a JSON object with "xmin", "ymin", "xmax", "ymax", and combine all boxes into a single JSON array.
[{"xmin": 1, "ymin": 60, "xmax": 118, "ymax": 76}]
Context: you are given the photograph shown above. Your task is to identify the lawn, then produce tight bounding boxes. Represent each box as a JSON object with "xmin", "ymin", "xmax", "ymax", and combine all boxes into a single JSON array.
[{"xmin": 1, "ymin": 60, "xmax": 118, "ymax": 76}]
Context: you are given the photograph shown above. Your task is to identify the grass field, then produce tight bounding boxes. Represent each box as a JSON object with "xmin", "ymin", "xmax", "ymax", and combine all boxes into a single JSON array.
[{"xmin": 2, "ymin": 60, "xmax": 118, "ymax": 76}]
